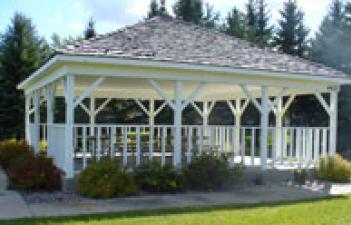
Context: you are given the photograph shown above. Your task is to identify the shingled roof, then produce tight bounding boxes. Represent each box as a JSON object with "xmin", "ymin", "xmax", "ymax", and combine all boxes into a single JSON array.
[{"xmin": 58, "ymin": 16, "xmax": 346, "ymax": 78}]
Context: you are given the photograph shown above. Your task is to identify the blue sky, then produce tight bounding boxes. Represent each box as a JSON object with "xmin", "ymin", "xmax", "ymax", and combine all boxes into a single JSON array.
[{"xmin": 0, "ymin": 0, "xmax": 334, "ymax": 41}]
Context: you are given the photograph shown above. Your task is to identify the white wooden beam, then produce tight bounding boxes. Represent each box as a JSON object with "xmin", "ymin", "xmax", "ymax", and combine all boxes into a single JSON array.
[
  {"xmin": 134, "ymin": 99, "xmax": 150, "ymax": 116},
  {"xmin": 73, "ymin": 77, "xmax": 105, "ymax": 108},
  {"xmin": 191, "ymin": 102, "xmax": 203, "ymax": 116},
  {"xmin": 79, "ymin": 102, "xmax": 91, "ymax": 115},
  {"xmin": 149, "ymin": 80, "xmax": 175, "ymax": 110},
  {"xmin": 181, "ymin": 82, "xmax": 206, "ymax": 110},
  {"xmin": 315, "ymin": 92, "xmax": 331, "ymax": 115},
  {"xmin": 282, "ymin": 94, "xmax": 296, "ymax": 115},
  {"xmin": 240, "ymin": 84, "xmax": 262, "ymax": 112},
  {"xmin": 154, "ymin": 101, "xmax": 167, "ymax": 115},
  {"xmin": 95, "ymin": 98, "xmax": 111, "ymax": 116}
]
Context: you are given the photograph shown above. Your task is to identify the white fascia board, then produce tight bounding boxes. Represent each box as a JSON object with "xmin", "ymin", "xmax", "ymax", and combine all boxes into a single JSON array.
[
  {"xmin": 18, "ymin": 54, "xmax": 351, "ymax": 91},
  {"xmin": 58, "ymin": 55, "xmax": 351, "ymax": 84}
]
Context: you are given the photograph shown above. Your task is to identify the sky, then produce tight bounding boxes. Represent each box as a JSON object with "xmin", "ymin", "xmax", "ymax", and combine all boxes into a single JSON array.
[{"xmin": 0, "ymin": 0, "xmax": 334, "ymax": 41}]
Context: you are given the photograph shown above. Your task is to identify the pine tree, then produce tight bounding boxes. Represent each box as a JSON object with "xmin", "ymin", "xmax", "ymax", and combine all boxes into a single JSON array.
[
  {"xmin": 245, "ymin": 0, "xmax": 257, "ymax": 42},
  {"xmin": 173, "ymin": 0, "xmax": 203, "ymax": 24},
  {"xmin": 310, "ymin": 0, "xmax": 351, "ymax": 153},
  {"xmin": 202, "ymin": 3, "xmax": 220, "ymax": 28},
  {"xmin": 224, "ymin": 7, "xmax": 246, "ymax": 38},
  {"xmin": 0, "ymin": 12, "xmax": 49, "ymax": 139},
  {"xmin": 256, "ymin": 0, "xmax": 273, "ymax": 46},
  {"xmin": 148, "ymin": 0, "xmax": 160, "ymax": 18},
  {"xmin": 84, "ymin": 17, "xmax": 96, "ymax": 39},
  {"xmin": 273, "ymin": 0, "xmax": 309, "ymax": 57}
]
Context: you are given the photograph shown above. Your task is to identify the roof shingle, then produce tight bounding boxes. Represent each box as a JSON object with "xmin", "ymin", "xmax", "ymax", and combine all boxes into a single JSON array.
[{"xmin": 59, "ymin": 16, "xmax": 346, "ymax": 78}]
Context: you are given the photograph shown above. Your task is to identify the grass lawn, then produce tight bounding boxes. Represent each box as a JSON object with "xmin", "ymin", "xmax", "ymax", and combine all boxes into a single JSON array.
[{"xmin": 1, "ymin": 195, "xmax": 351, "ymax": 225}]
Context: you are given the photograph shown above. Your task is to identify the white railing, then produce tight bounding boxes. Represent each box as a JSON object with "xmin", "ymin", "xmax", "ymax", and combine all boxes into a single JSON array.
[{"xmin": 70, "ymin": 124, "xmax": 330, "ymax": 170}]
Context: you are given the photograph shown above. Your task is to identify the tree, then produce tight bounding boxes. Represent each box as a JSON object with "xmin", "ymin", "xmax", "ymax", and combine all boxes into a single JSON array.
[
  {"xmin": 273, "ymin": 0, "xmax": 309, "ymax": 57},
  {"xmin": 223, "ymin": 7, "xmax": 246, "ymax": 38},
  {"xmin": 256, "ymin": 0, "xmax": 273, "ymax": 46},
  {"xmin": 0, "ymin": 12, "xmax": 49, "ymax": 139},
  {"xmin": 310, "ymin": 0, "xmax": 351, "ymax": 153},
  {"xmin": 51, "ymin": 33, "xmax": 83, "ymax": 50},
  {"xmin": 245, "ymin": 0, "xmax": 257, "ymax": 42},
  {"xmin": 202, "ymin": 3, "xmax": 220, "ymax": 28},
  {"xmin": 173, "ymin": 0, "xmax": 203, "ymax": 24},
  {"xmin": 148, "ymin": 0, "xmax": 160, "ymax": 18},
  {"xmin": 84, "ymin": 17, "xmax": 96, "ymax": 39}
]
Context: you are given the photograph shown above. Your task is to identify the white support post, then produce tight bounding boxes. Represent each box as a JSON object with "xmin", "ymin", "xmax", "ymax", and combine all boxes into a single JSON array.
[
  {"xmin": 90, "ymin": 96, "xmax": 95, "ymax": 136},
  {"xmin": 25, "ymin": 95, "xmax": 32, "ymax": 145},
  {"xmin": 149, "ymin": 100, "xmax": 155, "ymax": 126},
  {"xmin": 63, "ymin": 75, "xmax": 75, "ymax": 179},
  {"xmin": 227, "ymin": 99, "xmax": 249, "ymax": 158},
  {"xmin": 329, "ymin": 90, "xmax": 338, "ymax": 156},
  {"xmin": 33, "ymin": 90, "xmax": 41, "ymax": 154},
  {"xmin": 275, "ymin": 96, "xmax": 283, "ymax": 161},
  {"xmin": 45, "ymin": 84, "xmax": 56, "ymax": 125},
  {"xmin": 260, "ymin": 86, "xmax": 269, "ymax": 170},
  {"xmin": 314, "ymin": 89, "xmax": 339, "ymax": 156},
  {"xmin": 173, "ymin": 81, "xmax": 182, "ymax": 167}
]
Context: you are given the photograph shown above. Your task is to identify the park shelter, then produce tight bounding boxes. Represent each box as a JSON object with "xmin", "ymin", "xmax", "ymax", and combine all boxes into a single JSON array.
[{"xmin": 18, "ymin": 17, "xmax": 350, "ymax": 179}]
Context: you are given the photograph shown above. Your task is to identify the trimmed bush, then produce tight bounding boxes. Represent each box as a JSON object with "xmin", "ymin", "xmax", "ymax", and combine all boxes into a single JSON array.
[
  {"xmin": 135, "ymin": 160, "xmax": 183, "ymax": 193},
  {"xmin": 0, "ymin": 139, "xmax": 33, "ymax": 169},
  {"xmin": 0, "ymin": 139, "xmax": 62, "ymax": 191},
  {"xmin": 7, "ymin": 154, "xmax": 62, "ymax": 191},
  {"xmin": 317, "ymin": 154, "xmax": 351, "ymax": 182},
  {"xmin": 78, "ymin": 160, "xmax": 136, "ymax": 198},
  {"xmin": 182, "ymin": 152, "xmax": 243, "ymax": 191}
]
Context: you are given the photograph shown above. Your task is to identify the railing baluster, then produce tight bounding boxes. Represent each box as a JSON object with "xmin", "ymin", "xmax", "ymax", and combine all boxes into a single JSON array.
[
  {"xmin": 187, "ymin": 126, "xmax": 192, "ymax": 163},
  {"xmin": 289, "ymin": 128, "xmax": 294, "ymax": 158},
  {"xmin": 149, "ymin": 126, "xmax": 154, "ymax": 160},
  {"xmin": 136, "ymin": 127, "xmax": 141, "ymax": 166},
  {"xmin": 123, "ymin": 127, "xmax": 128, "ymax": 166},
  {"xmin": 241, "ymin": 128, "xmax": 245, "ymax": 164},
  {"xmin": 161, "ymin": 127, "xmax": 166, "ymax": 166},
  {"xmin": 110, "ymin": 127, "xmax": 115, "ymax": 159},
  {"xmin": 82, "ymin": 126, "xmax": 87, "ymax": 169},
  {"xmin": 250, "ymin": 128, "xmax": 255, "ymax": 166},
  {"xmin": 97, "ymin": 127, "xmax": 101, "ymax": 161},
  {"xmin": 231, "ymin": 127, "xmax": 236, "ymax": 164},
  {"xmin": 322, "ymin": 128, "xmax": 327, "ymax": 156},
  {"xmin": 314, "ymin": 129, "xmax": 320, "ymax": 162}
]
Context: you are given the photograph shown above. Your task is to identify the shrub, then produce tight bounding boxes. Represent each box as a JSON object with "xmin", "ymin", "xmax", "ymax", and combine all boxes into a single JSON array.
[
  {"xmin": 0, "ymin": 139, "xmax": 33, "ymax": 169},
  {"xmin": 182, "ymin": 152, "xmax": 243, "ymax": 191},
  {"xmin": 135, "ymin": 160, "xmax": 183, "ymax": 193},
  {"xmin": 7, "ymin": 154, "xmax": 62, "ymax": 191},
  {"xmin": 78, "ymin": 160, "xmax": 136, "ymax": 198},
  {"xmin": 317, "ymin": 154, "xmax": 351, "ymax": 182}
]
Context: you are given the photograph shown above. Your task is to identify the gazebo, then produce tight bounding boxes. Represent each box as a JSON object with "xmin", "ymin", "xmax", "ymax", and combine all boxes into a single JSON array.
[{"xmin": 18, "ymin": 17, "xmax": 350, "ymax": 180}]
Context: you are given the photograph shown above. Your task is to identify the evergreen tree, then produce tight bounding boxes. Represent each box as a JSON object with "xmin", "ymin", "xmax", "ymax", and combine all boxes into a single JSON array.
[
  {"xmin": 173, "ymin": 0, "xmax": 203, "ymax": 24},
  {"xmin": 245, "ymin": 0, "xmax": 257, "ymax": 42},
  {"xmin": 147, "ymin": 0, "xmax": 160, "ymax": 18},
  {"xmin": 310, "ymin": 0, "xmax": 351, "ymax": 153},
  {"xmin": 51, "ymin": 33, "xmax": 83, "ymax": 50},
  {"xmin": 223, "ymin": 7, "xmax": 246, "ymax": 38},
  {"xmin": 84, "ymin": 17, "xmax": 96, "ymax": 39},
  {"xmin": 273, "ymin": 0, "xmax": 309, "ymax": 57},
  {"xmin": 0, "ymin": 12, "xmax": 49, "ymax": 139},
  {"xmin": 202, "ymin": 3, "xmax": 220, "ymax": 28},
  {"xmin": 256, "ymin": 0, "xmax": 273, "ymax": 46}
]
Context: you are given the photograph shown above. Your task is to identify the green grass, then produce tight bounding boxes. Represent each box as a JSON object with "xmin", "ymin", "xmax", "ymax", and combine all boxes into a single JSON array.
[{"xmin": 1, "ymin": 196, "xmax": 351, "ymax": 225}]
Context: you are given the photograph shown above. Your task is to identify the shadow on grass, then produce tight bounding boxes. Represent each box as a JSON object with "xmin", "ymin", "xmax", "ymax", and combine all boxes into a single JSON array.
[{"xmin": 0, "ymin": 195, "xmax": 348, "ymax": 225}]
